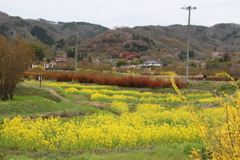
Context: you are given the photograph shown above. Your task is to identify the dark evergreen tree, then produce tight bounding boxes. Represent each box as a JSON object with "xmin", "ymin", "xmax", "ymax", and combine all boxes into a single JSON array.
[
  {"xmin": 31, "ymin": 26, "xmax": 54, "ymax": 45},
  {"xmin": 189, "ymin": 50, "xmax": 195, "ymax": 58},
  {"xmin": 56, "ymin": 39, "xmax": 66, "ymax": 49},
  {"xmin": 223, "ymin": 53, "xmax": 231, "ymax": 62},
  {"xmin": 65, "ymin": 47, "xmax": 75, "ymax": 58}
]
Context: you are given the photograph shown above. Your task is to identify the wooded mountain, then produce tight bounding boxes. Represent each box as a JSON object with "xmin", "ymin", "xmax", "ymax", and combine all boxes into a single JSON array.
[
  {"xmin": 0, "ymin": 11, "xmax": 109, "ymax": 43},
  {"xmin": 1, "ymin": 11, "xmax": 240, "ymax": 63}
]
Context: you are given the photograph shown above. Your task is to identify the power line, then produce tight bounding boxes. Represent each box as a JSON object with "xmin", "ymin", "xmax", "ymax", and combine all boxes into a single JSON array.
[
  {"xmin": 96, "ymin": 1, "xmax": 240, "ymax": 26},
  {"xmin": 197, "ymin": 0, "xmax": 240, "ymax": 9},
  {"xmin": 97, "ymin": 9, "xmax": 181, "ymax": 24}
]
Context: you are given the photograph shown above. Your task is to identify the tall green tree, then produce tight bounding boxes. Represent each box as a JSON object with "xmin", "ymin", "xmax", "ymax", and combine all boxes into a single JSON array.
[
  {"xmin": 0, "ymin": 35, "xmax": 34, "ymax": 101},
  {"xmin": 26, "ymin": 41, "xmax": 54, "ymax": 61},
  {"xmin": 116, "ymin": 59, "xmax": 127, "ymax": 67},
  {"xmin": 64, "ymin": 47, "xmax": 75, "ymax": 58},
  {"xmin": 222, "ymin": 53, "xmax": 231, "ymax": 62}
]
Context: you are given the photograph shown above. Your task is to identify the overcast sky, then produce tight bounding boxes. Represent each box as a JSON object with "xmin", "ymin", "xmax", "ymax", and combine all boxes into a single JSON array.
[{"xmin": 1, "ymin": 0, "xmax": 240, "ymax": 29}]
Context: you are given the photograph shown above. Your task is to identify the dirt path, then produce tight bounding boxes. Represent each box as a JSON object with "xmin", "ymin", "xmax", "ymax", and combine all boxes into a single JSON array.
[
  {"xmin": 20, "ymin": 82, "xmax": 70, "ymax": 102},
  {"xmin": 44, "ymin": 88, "xmax": 70, "ymax": 102}
]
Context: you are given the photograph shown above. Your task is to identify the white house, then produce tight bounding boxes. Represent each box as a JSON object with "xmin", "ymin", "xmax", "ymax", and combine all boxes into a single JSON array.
[{"xmin": 140, "ymin": 61, "xmax": 162, "ymax": 68}]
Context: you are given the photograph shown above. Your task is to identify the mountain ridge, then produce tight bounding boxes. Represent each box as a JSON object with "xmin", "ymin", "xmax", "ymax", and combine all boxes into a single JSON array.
[
  {"xmin": 1, "ymin": 11, "xmax": 240, "ymax": 64},
  {"xmin": 0, "ymin": 11, "xmax": 109, "ymax": 42}
]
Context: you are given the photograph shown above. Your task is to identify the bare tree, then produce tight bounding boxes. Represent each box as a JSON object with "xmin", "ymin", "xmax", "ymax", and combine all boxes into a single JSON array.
[{"xmin": 0, "ymin": 35, "xmax": 34, "ymax": 101}]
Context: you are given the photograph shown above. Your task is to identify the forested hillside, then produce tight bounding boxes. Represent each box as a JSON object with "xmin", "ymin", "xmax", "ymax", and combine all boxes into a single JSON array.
[
  {"xmin": 0, "ymin": 11, "xmax": 109, "ymax": 43},
  {"xmin": 1, "ymin": 11, "xmax": 240, "ymax": 65}
]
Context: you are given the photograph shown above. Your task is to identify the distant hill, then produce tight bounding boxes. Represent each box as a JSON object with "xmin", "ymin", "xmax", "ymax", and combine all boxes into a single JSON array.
[
  {"xmin": 0, "ymin": 11, "xmax": 109, "ymax": 43},
  {"xmin": 1, "ymin": 11, "xmax": 240, "ymax": 63},
  {"xmin": 79, "ymin": 24, "xmax": 240, "ymax": 63},
  {"xmin": 121, "ymin": 24, "xmax": 240, "ymax": 53}
]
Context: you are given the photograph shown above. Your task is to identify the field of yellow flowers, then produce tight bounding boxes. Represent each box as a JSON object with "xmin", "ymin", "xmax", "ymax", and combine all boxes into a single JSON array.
[{"xmin": 0, "ymin": 80, "xmax": 231, "ymax": 156}]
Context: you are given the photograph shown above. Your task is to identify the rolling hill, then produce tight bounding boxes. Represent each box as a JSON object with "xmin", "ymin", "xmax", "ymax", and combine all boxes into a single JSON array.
[
  {"xmin": 0, "ymin": 11, "xmax": 109, "ymax": 43},
  {"xmin": 1, "ymin": 11, "xmax": 240, "ymax": 63}
]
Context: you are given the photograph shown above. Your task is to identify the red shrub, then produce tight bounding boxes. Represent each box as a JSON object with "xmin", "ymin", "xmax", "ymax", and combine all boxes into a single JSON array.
[
  {"xmin": 149, "ymin": 81, "xmax": 161, "ymax": 89},
  {"xmin": 23, "ymin": 70, "xmax": 188, "ymax": 89}
]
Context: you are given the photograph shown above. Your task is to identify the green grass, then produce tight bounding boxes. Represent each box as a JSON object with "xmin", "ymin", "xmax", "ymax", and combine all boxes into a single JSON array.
[
  {"xmin": 0, "ymin": 84, "xmax": 112, "ymax": 120},
  {"xmin": 216, "ymin": 83, "xmax": 239, "ymax": 94},
  {"xmin": 187, "ymin": 81, "xmax": 239, "ymax": 93},
  {"xmin": 0, "ymin": 145, "xmax": 197, "ymax": 160},
  {"xmin": 0, "ymin": 95, "xmax": 58, "ymax": 116},
  {"xmin": 97, "ymin": 146, "xmax": 193, "ymax": 160},
  {"xmin": 14, "ymin": 85, "xmax": 62, "ymax": 102}
]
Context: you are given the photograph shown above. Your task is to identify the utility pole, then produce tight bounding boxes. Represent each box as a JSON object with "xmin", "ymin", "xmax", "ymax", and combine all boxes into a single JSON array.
[
  {"xmin": 181, "ymin": 6, "xmax": 197, "ymax": 83},
  {"xmin": 74, "ymin": 22, "xmax": 83, "ymax": 74},
  {"xmin": 75, "ymin": 31, "xmax": 78, "ymax": 74},
  {"xmin": 13, "ymin": 29, "xmax": 16, "ymax": 39}
]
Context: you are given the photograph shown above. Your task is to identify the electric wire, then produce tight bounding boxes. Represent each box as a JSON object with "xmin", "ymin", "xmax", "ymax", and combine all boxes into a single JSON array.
[{"xmin": 96, "ymin": 0, "xmax": 240, "ymax": 26}]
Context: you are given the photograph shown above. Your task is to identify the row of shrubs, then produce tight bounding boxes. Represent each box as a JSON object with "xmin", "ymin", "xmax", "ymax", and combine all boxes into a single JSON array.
[{"xmin": 23, "ymin": 70, "xmax": 187, "ymax": 89}]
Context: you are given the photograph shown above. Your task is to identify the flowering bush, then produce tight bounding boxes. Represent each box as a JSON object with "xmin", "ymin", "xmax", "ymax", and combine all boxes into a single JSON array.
[
  {"xmin": 0, "ymin": 106, "xmax": 200, "ymax": 151},
  {"xmin": 1, "ymin": 80, "xmax": 228, "ymax": 154},
  {"xmin": 171, "ymin": 74, "xmax": 240, "ymax": 159},
  {"xmin": 215, "ymin": 72, "xmax": 228, "ymax": 77}
]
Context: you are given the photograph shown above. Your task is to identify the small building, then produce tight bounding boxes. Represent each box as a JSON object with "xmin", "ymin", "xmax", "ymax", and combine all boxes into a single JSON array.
[
  {"xmin": 120, "ymin": 65, "xmax": 136, "ymax": 69},
  {"xmin": 55, "ymin": 57, "xmax": 69, "ymax": 63},
  {"xmin": 44, "ymin": 57, "xmax": 74, "ymax": 69},
  {"xmin": 140, "ymin": 61, "xmax": 162, "ymax": 68}
]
